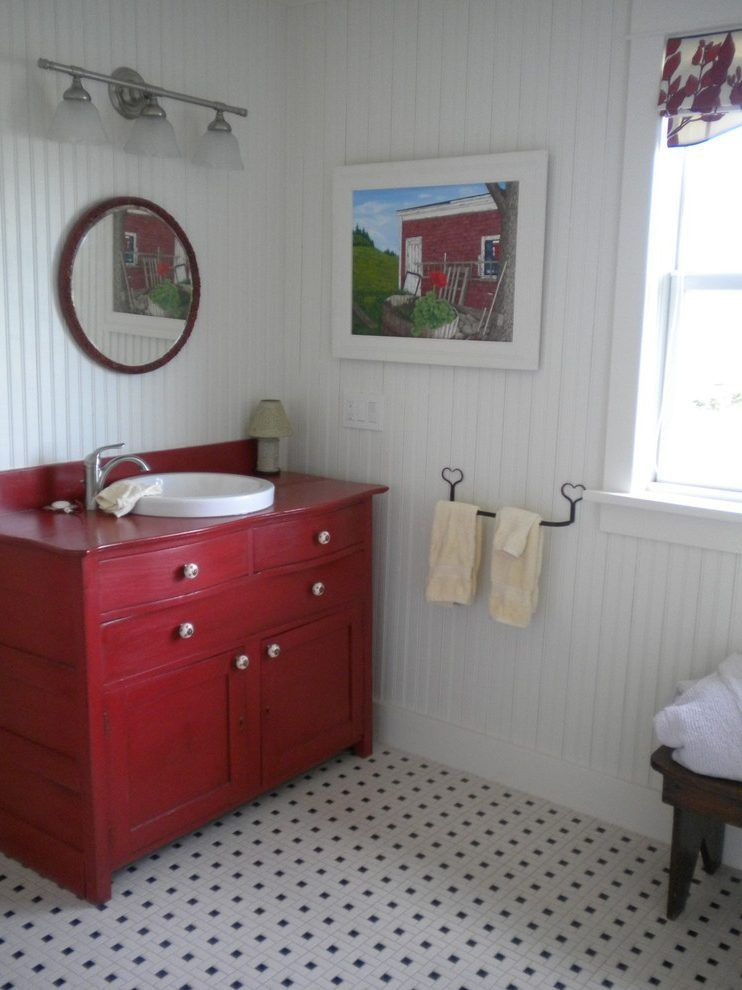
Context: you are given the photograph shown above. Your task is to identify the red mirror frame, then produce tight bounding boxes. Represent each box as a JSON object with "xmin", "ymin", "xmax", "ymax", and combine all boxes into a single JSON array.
[{"xmin": 58, "ymin": 196, "xmax": 201, "ymax": 374}]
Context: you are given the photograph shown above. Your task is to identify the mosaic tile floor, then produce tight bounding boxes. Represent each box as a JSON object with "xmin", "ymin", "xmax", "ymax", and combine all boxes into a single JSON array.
[{"xmin": 0, "ymin": 748, "xmax": 740, "ymax": 990}]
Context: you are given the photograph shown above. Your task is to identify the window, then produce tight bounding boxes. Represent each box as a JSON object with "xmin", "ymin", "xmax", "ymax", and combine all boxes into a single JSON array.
[
  {"xmin": 479, "ymin": 235, "xmax": 500, "ymax": 278},
  {"xmin": 122, "ymin": 231, "xmax": 138, "ymax": 266},
  {"xmin": 652, "ymin": 127, "xmax": 742, "ymax": 497},
  {"xmin": 591, "ymin": 14, "xmax": 742, "ymax": 550}
]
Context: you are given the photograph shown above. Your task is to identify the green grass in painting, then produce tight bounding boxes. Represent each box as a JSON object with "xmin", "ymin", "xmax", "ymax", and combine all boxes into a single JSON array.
[{"xmin": 352, "ymin": 245, "xmax": 399, "ymax": 335}]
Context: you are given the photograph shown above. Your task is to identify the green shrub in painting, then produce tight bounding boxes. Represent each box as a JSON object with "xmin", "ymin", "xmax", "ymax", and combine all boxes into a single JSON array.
[
  {"xmin": 148, "ymin": 280, "xmax": 190, "ymax": 319},
  {"xmin": 411, "ymin": 291, "xmax": 457, "ymax": 337}
]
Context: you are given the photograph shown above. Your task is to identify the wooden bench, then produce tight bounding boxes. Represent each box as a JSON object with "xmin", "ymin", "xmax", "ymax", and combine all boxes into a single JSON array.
[{"xmin": 651, "ymin": 745, "xmax": 742, "ymax": 919}]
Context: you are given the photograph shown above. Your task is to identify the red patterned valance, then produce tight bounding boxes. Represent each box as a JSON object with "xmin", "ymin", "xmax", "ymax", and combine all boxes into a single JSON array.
[{"xmin": 658, "ymin": 30, "xmax": 742, "ymax": 146}]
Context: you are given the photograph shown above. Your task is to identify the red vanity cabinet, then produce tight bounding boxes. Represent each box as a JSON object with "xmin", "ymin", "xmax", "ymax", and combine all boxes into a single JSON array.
[{"xmin": 0, "ymin": 463, "xmax": 385, "ymax": 904}]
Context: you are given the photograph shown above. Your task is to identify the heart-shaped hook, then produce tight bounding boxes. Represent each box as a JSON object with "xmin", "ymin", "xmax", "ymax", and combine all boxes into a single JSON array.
[
  {"xmin": 441, "ymin": 466, "xmax": 464, "ymax": 487},
  {"xmin": 441, "ymin": 467, "xmax": 464, "ymax": 501},
  {"xmin": 560, "ymin": 482, "xmax": 586, "ymax": 503}
]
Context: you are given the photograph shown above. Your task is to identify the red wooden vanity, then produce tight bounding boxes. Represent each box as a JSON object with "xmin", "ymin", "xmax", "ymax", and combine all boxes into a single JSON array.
[{"xmin": 0, "ymin": 440, "xmax": 386, "ymax": 903}]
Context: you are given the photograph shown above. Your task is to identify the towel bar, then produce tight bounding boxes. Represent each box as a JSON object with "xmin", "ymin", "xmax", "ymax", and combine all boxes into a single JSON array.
[{"xmin": 440, "ymin": 467, "xmax": 585, "ymax": 528}]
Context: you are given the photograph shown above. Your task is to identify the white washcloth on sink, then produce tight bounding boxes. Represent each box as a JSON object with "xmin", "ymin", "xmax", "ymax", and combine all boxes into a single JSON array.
[
  {"xmin": 489, "ymin": 506, "xmax": 543, "ymax": 627},
  {"xmin": 653, "ymin": 654, "xmax": 742, "ymax": 781},
  {"xmin": 425, "ymin": 500, "xmax": 482, "ymax": 605},
  {"xmin": 95, "ymin": 478, "xmax": 163, "ymax": 517}
]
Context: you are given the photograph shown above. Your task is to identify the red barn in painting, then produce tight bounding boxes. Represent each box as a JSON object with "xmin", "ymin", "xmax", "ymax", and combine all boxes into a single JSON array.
[
  {"xmin": 397, "ymin": 193, "xmax": 501, "ymax": 310},
  {"xmin": 121, "ymin": 208, "xmax": 179, "ymax": 293}
]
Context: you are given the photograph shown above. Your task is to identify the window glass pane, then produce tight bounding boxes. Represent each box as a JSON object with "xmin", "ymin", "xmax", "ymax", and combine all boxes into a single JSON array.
[
  {"xmin": 656, "ymin": 286, "xmax": 742, "ymax": 491},
  {"xmin": 677, "ymin": 128, "xmax": 742, "ymax": 273}
]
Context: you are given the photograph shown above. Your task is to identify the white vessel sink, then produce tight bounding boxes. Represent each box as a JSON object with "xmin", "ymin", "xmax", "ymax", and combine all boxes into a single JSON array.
[{"xmin": 122, "ymin": 472, "xmax": 275, "ymax": 518}]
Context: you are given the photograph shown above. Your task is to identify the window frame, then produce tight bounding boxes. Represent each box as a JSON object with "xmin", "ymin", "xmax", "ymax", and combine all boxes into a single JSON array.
[
  {"xmin": 479, "ymin": 234, "xmax": 500, "ymax": 279},
  {"xmin": 587, "ymin": 6, "xmax": 742, "ymax": 551}
]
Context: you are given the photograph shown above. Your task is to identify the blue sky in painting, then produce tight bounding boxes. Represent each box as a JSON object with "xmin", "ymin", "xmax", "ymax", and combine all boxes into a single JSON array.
[{"xmin": 353, "ymin": 183, "xmax": 489, "ymax": 253}]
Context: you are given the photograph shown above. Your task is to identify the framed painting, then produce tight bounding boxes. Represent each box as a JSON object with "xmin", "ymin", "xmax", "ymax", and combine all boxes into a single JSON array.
[{"xmin": 331, "ymin": 150, "xmax": 547, "ymax": 370}]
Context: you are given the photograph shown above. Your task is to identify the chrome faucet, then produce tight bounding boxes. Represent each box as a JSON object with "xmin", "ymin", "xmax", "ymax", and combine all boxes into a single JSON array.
[{"xmin": 84, "ymin": 443, "xmax": 151, "ymax": 510}]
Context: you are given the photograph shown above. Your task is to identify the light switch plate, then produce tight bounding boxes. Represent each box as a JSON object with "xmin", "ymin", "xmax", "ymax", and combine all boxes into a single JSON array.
[{"xmin": 341, "ymin": 392, "xmax": 384, "ymax": 431}]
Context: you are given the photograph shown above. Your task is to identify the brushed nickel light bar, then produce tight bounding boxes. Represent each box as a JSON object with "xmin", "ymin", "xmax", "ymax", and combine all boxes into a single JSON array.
[
  {"xmin": 38, "ymin": 57, "xmax": 247, "ymax": 168},
  {"xmin": 38, "ymin": 58, "xmax": 247, "ymax": 118}
]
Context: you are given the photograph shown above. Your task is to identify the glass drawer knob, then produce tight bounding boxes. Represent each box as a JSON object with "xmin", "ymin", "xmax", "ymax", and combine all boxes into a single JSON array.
[
  {"xmin": 266, "ymin": 643, "xmax": 281, "ymax": 659},
  {"xmin": 178, "ymin": 622, "xmax": 195, "ymax": 639},
  {"xmin": 183, "ymin": 562, "xmax": 200, "ymax": 579},
  {"xmin": 317, "ymin": 530, "xmax": 331, "ymax": 545},
  {"xmin": 312, "ymin": 581, "xmax": 326, "ymax": 597},
  {"xmin": 234, "ymin": 654, "xmax": 250, "ymax": 670}
]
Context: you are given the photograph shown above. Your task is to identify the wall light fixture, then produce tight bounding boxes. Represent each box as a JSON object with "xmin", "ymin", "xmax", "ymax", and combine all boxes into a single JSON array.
[{"xmin": 38, "ymin": 58, "xmax": 247, "ymax": 170}]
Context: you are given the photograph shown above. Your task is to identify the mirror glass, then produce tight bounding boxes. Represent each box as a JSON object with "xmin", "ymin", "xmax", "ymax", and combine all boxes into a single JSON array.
[{"xmin": 59, "ymin": 197, "xmax": 200, "ymax": 373}]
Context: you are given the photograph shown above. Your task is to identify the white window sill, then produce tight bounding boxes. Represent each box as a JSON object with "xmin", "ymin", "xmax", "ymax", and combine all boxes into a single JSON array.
[{"xmin": 585, "ymin": 489, "xmax": 742, "ymax": 552}]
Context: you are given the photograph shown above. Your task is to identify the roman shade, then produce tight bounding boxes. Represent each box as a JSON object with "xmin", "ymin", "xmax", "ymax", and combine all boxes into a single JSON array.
[{"xmin": 658, "ymin": 30, "xmax": 742, "ymax": 146}]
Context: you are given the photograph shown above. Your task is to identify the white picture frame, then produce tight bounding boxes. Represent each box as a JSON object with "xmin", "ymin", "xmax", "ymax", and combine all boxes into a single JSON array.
[{"xmin": 331, "ymin": 150, "xmax": 548, "ymax": 370}]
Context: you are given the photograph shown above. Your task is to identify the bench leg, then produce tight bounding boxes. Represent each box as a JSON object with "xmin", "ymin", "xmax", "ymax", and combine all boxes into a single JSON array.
[
  {"xmin": 666, "ymin": 809, "xmax": 727, "ymax": 918},
  {"xmin": 667, "ymin": 807, "xmax": 704, "ymax": 919},
  {"xmin": 699, "ymin": 819, "xmax": 725, "ymax": 875}
]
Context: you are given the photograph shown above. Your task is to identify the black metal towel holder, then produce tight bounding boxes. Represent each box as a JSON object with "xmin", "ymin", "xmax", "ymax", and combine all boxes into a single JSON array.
[{"xmin": 441, "ymin": 467, "xmax": 585, "ymax": 528}]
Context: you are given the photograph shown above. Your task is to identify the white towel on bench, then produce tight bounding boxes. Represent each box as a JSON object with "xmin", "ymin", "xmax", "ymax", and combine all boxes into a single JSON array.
[{"xmin": 653, "ymin": 654, "xmax": 742, "ymax": 781}]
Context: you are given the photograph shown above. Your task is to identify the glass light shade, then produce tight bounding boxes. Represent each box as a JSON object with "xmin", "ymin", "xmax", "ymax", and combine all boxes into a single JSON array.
[
  {"xmin": 124, "ymin": 112, "xmax": 180, "ymax": 158},
  {"xmin": 48, "ymin": 93, "xmax": 108, "ymax": 145},
  {"xmin": 192, "ymin": 127, "xmax": 244, "ymax": 170},
  {"xmin": 248, "ymin": 399, "xmax": 292, "ymax": 438}
]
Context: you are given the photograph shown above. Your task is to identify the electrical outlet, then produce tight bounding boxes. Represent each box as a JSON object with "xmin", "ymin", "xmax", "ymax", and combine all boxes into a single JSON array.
[{"xmin": 341, "ymin": 392, "xmax": 384, "ymax": 431}]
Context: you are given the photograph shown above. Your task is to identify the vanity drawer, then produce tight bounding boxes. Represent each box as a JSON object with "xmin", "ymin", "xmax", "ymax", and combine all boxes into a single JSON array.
[
  {"xmin": 250, "ymin": 549, "xmax": 368, "ymax": 631},
  {"xmin": 102, "ymin": 582, "xmax": 250, "ymax": 682},
  {"xmin": 253, "ymin": 502, "xmax": 366, "ymax": 571},
  {"xmin": 98, "ymin": 532, "xmax": 250, "ymax": 613}
]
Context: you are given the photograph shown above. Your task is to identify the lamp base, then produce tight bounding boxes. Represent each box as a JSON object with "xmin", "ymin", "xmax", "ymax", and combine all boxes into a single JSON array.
[{"xmin": 255, "ymin": 437, "xmax": 281, "ymax": 474}]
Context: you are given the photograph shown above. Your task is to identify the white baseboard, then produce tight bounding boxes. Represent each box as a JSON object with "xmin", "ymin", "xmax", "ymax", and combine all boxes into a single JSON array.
[{"xmin": 374, "ymin": 701, "xmax": 742, "ymax": 870}]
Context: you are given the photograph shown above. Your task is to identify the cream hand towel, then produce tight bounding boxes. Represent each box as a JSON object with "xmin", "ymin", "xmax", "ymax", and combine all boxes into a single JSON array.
[
  {"xmin": 489, "ymin": 506, "xmax": 543, "ymax": 627},
  {"xmin": 425, "ymin": 500, "xmax": 482, "ymax": 605},
  {"xmin": 95, "ymin": 478, "xmax": 163, "ymax": 517}
]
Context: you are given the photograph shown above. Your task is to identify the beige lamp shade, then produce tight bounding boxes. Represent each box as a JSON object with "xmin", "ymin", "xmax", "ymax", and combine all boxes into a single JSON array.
[
  {"xmin": 248, "ymin": 399, "xmax": 292, "ymax": 438},
  {"xmin": 248, "ymin": 400, "xmax": 292, "ymax": 474}
]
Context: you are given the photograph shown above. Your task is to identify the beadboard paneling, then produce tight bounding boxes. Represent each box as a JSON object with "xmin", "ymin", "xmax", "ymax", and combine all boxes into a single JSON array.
[
  {"xmin": 283, "ymin": 0, "xmax": 742, "ymax": 855},
  {"xmin": 0, "ymin": 0, "xmax": 287, "ymax": 470}
]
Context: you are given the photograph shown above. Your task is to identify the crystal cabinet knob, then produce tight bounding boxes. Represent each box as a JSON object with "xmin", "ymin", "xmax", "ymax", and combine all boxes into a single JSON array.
[
  {"xmin": 266, "ymin": 643, "xmax": 281, "ymax": 659},
  {"xmin": 178, "ymin": 622, "xmax": 195, "ymax": 639},
  {"xmin": 234, "ymin": 654, "xmax": 250, "ymax": 670},
  {"xmin": 183, "ymin": 562, "xmax": 200, "ymax": 580},
  {"xmin": 311, "ymin": 581, "xmax": 326, "ymax": 597},
  {"xmin": 316, "ymin": 530, "xmax": 331, "ymax": 545}
]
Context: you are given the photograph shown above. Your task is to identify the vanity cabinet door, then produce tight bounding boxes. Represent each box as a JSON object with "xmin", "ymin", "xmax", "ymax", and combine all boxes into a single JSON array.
[
  {"xmin": 260, "ymin": 606, "xmax": 363, "ymax": 789},
  {"xmin": 105, "ymin": 647, "xmax": 259, "ymax": 866}
]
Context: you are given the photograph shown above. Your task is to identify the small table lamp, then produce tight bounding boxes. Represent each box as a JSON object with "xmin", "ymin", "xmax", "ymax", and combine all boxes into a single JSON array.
[{"xmin": 248, "ymin": 399, "xmax": 292, "ymax": 474}]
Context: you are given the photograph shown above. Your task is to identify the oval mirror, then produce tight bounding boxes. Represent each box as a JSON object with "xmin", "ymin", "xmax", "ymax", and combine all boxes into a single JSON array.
[{"xmin": 59, "ymin": 197, "xmax": 200, "ymax": 373}]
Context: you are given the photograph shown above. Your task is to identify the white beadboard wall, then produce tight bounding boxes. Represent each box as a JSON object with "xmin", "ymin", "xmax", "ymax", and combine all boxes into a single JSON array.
[
  {"xmin": 0, "ymin": 0, "xmax": 287, "ymax": 469},
  {"xmin": 282, "ymin": 0, "xmax": 742, "ymax": 864}
]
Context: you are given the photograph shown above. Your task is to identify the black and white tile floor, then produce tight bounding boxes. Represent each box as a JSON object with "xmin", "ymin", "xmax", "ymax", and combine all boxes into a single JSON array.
[{"xmin": 1, "ymin": 749, "xmax": 740, "ymax": 990}]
